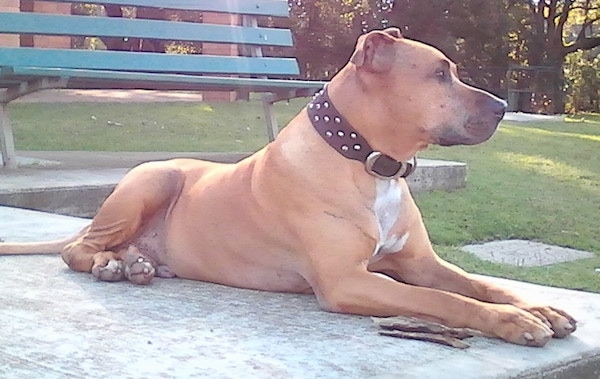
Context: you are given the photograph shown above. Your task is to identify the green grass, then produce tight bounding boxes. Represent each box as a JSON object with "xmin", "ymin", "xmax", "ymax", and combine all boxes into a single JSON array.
[
  {"xmin": 10, "ymin": 100, "xmax": 306, "ymax": 152},
  {"xmin": 9, "ymin": 101, "xmax": 600, "ymax": 292}
]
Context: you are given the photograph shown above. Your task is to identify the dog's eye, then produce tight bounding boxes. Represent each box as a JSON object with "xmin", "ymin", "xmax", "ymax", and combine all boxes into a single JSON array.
[{"xmin": 435, "ymin": 69, "xmax": 450, "ymax": 82}]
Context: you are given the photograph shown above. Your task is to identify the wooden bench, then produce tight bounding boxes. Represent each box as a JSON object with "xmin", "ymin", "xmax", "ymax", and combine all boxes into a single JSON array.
[{"xmin": 0, "ymin": 0, "xmax": 326, "ymax": 168}]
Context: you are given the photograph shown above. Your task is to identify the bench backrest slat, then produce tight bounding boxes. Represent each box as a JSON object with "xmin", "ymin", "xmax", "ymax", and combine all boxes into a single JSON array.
[
  {"xmin": 0, "ymin": 0, "xmax": 302, "ymax": 82},
  {"xmin": 0, "ymin": 12, "xmax": 293, "ymax": 47},
  {"xmin": 34, "ymin": 0, "xmax": 290, "ymax": 17},
  {"xmin": 0, "ymin": 47, "xmax": 300, "ymax": 76}
]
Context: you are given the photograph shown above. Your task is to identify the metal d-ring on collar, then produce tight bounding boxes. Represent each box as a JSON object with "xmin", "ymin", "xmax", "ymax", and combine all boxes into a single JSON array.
[{"xmin": 307, "ymin": 87, "xmax": 417, "ymax": 180}]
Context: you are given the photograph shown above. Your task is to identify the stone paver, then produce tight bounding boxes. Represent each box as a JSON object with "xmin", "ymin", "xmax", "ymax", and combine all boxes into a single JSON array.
[
  {"xmin": 503, "ymin": 112, "xmax": 565, "ymax": 122},
  {"xmin": 463, "ymin": 240, "xmax": 596, "ymax": 267}
]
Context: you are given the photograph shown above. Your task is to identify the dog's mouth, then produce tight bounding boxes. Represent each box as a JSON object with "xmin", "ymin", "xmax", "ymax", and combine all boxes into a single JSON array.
[{"xmin": 434, "ymin": 116, "xmax": 501, "ymax": 146}]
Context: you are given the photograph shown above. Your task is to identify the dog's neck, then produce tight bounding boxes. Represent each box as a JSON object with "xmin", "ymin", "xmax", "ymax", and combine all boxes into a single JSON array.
[
  {"xmin": 325, "ymin": 67, "xmax": 428, "ymax": 163},
  {"xmin": 307, "ymin": 86, "xmax": 416, "ymax": 180}
]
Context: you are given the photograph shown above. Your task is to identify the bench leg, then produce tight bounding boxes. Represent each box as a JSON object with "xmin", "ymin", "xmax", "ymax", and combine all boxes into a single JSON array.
[
  {"xmin": 261, "ymin": 93, "xmax": 279, "ymax": 142},
  {"xmin": 0, "ymin": 103, "xmax": 17, "ymax": 169}
]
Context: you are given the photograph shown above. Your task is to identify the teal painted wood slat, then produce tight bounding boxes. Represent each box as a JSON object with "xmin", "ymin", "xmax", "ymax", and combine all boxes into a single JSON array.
[
  {"xmin": 7, "ymin": 67, "xmax": 325, "ymax": 92},
  {"xmin": 0, "ymin": 12, "xmax": 293, "ymax": 47},
  {"xmin": 0, "ymin": 48, "xmax": 300, "ymax": 76},
  {"xmin": 35, "ymin": 0, "xmax": 289, "ymax": 17}
]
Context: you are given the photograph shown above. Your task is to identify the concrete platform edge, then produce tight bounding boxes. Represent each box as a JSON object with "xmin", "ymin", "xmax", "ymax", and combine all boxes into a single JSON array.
[{"xmin": 1, "ymin": 155, "xmax": 467, "ymax": 217}]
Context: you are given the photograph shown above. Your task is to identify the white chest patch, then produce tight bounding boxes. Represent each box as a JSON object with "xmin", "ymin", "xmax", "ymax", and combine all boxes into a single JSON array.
[{"xmin": 372, "ymin": 179, "xmax": 409, "ymax": 257}]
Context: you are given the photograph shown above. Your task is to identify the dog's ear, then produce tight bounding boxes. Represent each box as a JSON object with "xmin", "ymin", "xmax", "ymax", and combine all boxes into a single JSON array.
[
  {"xmin": 383, "ymin": 27, "xmax": 403, "ymax": 39},
  {"xmin": 350, "ymin": 29, "xmax": 400, "ymax": 73}
]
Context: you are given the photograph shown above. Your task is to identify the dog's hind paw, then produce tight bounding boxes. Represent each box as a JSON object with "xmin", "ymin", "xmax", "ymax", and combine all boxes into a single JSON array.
[
  {"xmin": 92, "ymin": 256, "xmax": 125, "ymax": 282},
  {"xmin": 122, "ymin": 245, "xmax": 156, "ymax": 285}
]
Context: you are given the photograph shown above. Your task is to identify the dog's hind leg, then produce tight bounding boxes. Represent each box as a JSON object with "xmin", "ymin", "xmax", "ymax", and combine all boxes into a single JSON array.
[{"xmin": 61, "ymin": 161, "xmax": 185, "ymax": 284}]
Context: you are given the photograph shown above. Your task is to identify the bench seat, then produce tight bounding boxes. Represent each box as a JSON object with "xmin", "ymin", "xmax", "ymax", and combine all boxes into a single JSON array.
[{"xmin": 1, "ymin": 66, "xmax": 323, "ymax": 94}]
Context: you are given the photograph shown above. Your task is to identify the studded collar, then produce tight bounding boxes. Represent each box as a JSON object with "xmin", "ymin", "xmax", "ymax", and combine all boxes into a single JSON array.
[{"xmin": 307, "ymin": 87, "xmax": 416, "ymax": 179}]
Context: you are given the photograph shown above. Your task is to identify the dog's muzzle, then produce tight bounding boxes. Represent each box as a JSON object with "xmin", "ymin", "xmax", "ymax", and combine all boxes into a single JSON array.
[{"xmin": 436, "ymin": 92, "xmax": 507, "ymax": 146}]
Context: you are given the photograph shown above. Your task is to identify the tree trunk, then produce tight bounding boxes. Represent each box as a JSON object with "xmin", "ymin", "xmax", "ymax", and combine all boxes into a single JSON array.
[{"xmin": 550, "ymin": 64, "xmax": 566, "ymax": 114}]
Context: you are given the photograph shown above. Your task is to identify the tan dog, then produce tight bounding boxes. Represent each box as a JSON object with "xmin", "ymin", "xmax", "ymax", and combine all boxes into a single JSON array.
[{"xmin": 0, "ymin": 28, "xmax": 576, "ymax": 347}]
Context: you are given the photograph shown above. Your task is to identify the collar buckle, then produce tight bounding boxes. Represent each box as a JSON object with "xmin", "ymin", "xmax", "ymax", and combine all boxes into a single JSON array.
[{"xmin": 365, "ymin": 152, "xmax": 416, "ymax": 179}]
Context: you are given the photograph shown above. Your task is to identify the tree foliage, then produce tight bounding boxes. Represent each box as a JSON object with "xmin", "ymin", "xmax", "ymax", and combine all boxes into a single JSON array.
[
  {"xmin": 72, "ymin": 1, "xmax": 600, "ymax": 112},
  {"xmin": 522, "ymin": 0, "xmax": 600, "ymax": 64},
  {"xmin": 564, "ymin": 49, "xmax": 600, "ymax": 112},
  {"xmin": 287, "ymin": 0, "xmax": 600, "ymax": 113},
  {"xmin": 515, "ymin": 0, "xmax": 600, "ymax": 112},
  {"xmin": 371, "ymin": 0, "xmax": 527, "ymax": 96},
  {"xmin": 72, "ymin": 3, "xmax": 200, "ymax": 53},
  {"xmin": 288, "ymin": 0, "xmax": 372, "ymax": 79}
]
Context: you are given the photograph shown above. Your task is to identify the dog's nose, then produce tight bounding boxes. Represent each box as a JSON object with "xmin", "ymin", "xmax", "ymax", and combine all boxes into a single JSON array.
[
  {"xmin": 494, "ymin": 98, "xmax": 508, "ymax": 118},
  {"xmin": 479, "ymin": 95, "xmax": 507, "ymax": 120}
]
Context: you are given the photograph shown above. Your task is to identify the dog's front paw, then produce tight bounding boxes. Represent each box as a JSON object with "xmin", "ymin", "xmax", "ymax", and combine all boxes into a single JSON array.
[
  {"xmin": 486, "ymin": 304, "xmax": 554, "ymax": 347},
  {"xmin": 519, "ymin": 304, "xmax": 577, "ymax": 338},
  {"xmin": 122, "ymin": 245, "xmax": 156, "ymax": 285}
]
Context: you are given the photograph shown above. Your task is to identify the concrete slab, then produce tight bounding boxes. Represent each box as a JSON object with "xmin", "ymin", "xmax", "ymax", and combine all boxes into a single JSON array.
[
  {"xmin": 0, "ymin": 206, "xmax": 89, "ymax": 242},
  {"xmin": 1, "ymin": 207, "xmax": 600, "ymax": 379},
  {"xmin": 0, "ymin": 168, "xmax": 128, "ymax": 217},
  {"xmin": 407, "ymin": 158, "xmax": 466, "ymax": 192},
  {"xmin": 0, "ymin": 168, "xmax": 128, "ymax": 191},
  {"xmin": 11, "ymin": 151, "xmax": 252, "ymax": 169},
  {"xmin": 0, "ymin": 155, "xmax": 61, "ymax": 168},
  {"xmin": 463, "ymin": 240, "xmax": 596, "ymax": 267},
  {"xmin": 0, "ymin": 154, "xmax": 467, "ymax": 217}
]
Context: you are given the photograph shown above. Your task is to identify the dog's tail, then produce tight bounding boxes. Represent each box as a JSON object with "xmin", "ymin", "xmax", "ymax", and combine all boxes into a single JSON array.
[{"xmin": 0, "ymin": 226, "xmax": 88, "ymax": 255}]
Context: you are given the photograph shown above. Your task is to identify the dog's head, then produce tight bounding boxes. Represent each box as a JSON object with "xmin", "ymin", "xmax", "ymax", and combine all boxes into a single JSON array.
[{"xmin": 348, "ymin": 28, "xmax": 506, "ymax": 150}]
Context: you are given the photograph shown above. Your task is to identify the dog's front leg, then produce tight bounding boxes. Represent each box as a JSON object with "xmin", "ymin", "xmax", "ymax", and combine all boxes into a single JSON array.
[
  {"xmin": 401, "ymin": 255, "xmax": 576, "ymax": 338},
  {"xmin": 371, "ymin": 217, "xmax": 577, "ymax": 339},
  {"xmin": 309, "ymin": 264, "xmax": 554, "ymax": 346}
]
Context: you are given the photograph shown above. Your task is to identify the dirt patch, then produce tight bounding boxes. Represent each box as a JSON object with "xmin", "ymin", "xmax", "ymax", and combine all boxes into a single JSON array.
[{"xmin": 15, "ymin": 89, "xmax": 204, "ymax": 103}]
